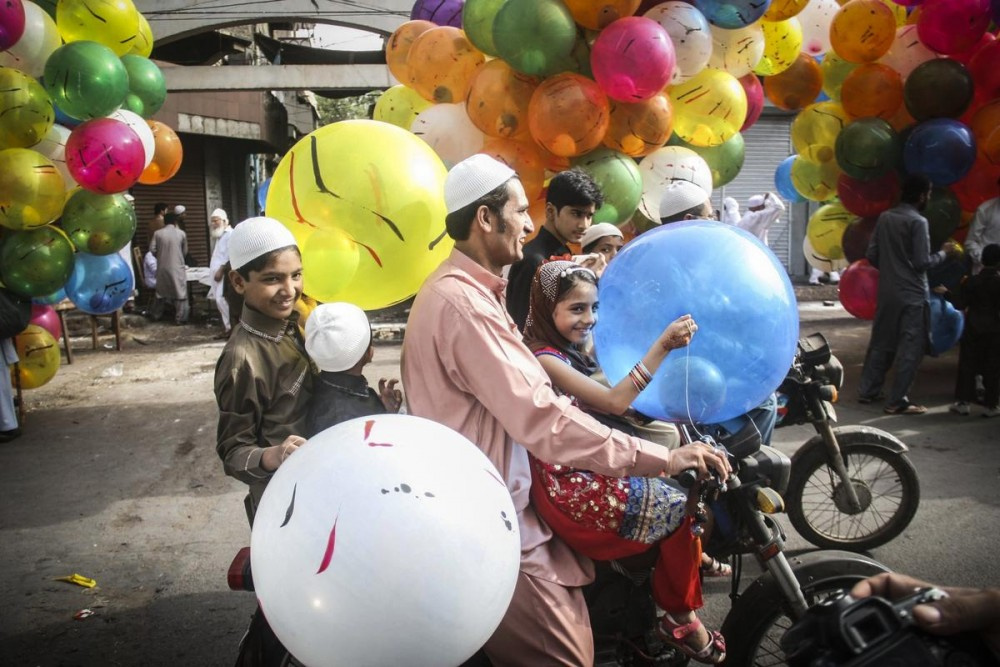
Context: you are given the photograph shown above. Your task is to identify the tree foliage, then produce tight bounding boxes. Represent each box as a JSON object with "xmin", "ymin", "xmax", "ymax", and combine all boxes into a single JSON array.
[{"xmin": 315, "ymin": 91, "xmax": 381, "ymax": 126}]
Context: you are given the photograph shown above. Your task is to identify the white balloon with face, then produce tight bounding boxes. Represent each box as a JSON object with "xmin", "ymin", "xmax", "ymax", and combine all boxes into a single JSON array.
[
  {"xmin": 108, "ymin": 108, "xmax": 155, "ymax": 168},
  {"xmin": 637, "ymin": 145, "xmax": 713, "ymax": 220},
  {"xmin": 251, "ymin": 414, "xmax": 520, "ymax": 667},
  {"xmin": 644, "ymin": 2, "xmax": 713, "ymax": 83}
]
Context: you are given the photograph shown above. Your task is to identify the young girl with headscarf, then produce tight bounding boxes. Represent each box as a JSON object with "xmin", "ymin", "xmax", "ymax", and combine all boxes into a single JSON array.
[{"xmin": 522, "ymin": 259, "xmax": 726, "ymax": 664}]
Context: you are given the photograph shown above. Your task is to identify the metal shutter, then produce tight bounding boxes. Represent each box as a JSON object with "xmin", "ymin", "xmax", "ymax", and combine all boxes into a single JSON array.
[{"xmin": 717, "ymin": 111, "xmax": 797, "ymax": 272}]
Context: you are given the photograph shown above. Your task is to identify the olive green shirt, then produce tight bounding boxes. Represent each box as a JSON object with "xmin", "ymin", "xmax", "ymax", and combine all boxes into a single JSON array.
[{"xmin": 214, "ymin": 305, "xmax": 314, "ymax": 517}]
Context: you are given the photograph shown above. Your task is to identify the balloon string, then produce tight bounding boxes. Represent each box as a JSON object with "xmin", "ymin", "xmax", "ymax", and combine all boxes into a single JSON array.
[{"xmin": 684, "ymin": 344, "xmax": 705, "ymax": 442}]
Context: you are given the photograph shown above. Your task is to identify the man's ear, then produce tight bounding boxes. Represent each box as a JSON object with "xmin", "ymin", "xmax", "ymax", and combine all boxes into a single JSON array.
[
  {"xmin": 473, "ymin": 204, "xmax": 493, "ymax": 234},
  {"xmin": 545, "ymin": 202, "xmax": 557, "ymax": 225},
  {"xmin": 230, "ymin": 270, "xmax": 247, "ymax": 295}
]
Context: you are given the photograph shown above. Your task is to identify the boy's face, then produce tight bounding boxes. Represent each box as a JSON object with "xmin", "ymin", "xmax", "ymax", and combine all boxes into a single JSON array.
[
  {"xmin": 546, "ymin": 202, "xmax": 595, "ymax": 245},
  {"xmin": 232, "ymin": 249, "xmax": 303, "ymax": 320}
]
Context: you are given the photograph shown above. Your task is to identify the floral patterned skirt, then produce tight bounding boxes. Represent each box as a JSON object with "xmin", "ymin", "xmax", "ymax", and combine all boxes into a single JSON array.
[{"xmin": 530, "ymin": 456, "xmax": 689, "ymax": 547}]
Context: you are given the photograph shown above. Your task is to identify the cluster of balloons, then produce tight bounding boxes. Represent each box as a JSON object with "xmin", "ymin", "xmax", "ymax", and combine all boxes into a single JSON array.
[
  {"xmin": 0, "ymin": 0, "xmax": 180, "ymax": 389},
  {"xmin": 758, "ymin": 0, "xmax": 999, "ymax": 352},
  {"xmin": 377, "ymin": 0, "xmax": 790, "ymax": 232}
]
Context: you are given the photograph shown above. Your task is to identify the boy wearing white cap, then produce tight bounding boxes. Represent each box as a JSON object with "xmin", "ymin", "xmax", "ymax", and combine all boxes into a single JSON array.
[
  {"xmin": 213, "ymin": 216, "xmax": 313, "ymax": 520},
  {"xmin": 402, "ymin": 154, "xmax": 729, "ymax": 666},
  {"xmin": 735, "ymin": 191, "xmax": 785, "ymax": 245},
  {"xmin": 580, "ymin": 222, "xmax": 625, "ymax": 263},
  {"xmin": 304, "ymin": 302, "xmax": 402, "ymax": 436},
  {"xmin": 207, "ymin": 208, "xmax": 233, "ymax": 338}
]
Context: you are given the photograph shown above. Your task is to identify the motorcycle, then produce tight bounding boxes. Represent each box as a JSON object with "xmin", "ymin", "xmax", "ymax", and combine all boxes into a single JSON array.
[
  {"xmin": 228, "ymin": 418, "xmax": 890, "ymax": 667},
  {"xmin": 775, "ymin": 332, "xmax": 920, "ymax": 552}
]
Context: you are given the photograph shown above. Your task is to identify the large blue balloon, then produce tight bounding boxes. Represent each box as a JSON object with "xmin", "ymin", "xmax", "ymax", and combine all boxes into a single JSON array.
[
  {"xmin": 257, "ymin": 177, "xmax": 271, "ymax": 213},
  {"xmin": 929, "ymin": 294, "xmax": 964, "ymax": 357},
  {"xmin": 902, "ymin": 119, "xmax": 977, "ymax": 186},
  {"xmin": 594, "ymin": 220, "xmax": 798, "ymax": 423},
  {"xmin": 65, "ymin": 252, "xmax": 134, "ymax": 315},
  {"xmin": 775, "ymin": 155, "xmax": 806, "ymax": 203}
]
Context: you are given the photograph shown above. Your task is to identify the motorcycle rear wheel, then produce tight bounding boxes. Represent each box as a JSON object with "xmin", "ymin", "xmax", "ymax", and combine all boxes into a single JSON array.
[
  {"xmin": 719, "ymin": 551, "xmax": 888, "ymax": 667},
  {"xmin": 786, "ymin": 435, "xmax": 920, "ymax": 551}
]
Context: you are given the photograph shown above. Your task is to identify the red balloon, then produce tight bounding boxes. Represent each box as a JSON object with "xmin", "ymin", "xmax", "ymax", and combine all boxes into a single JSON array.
[
  {"xmin": 837, "ymin": 172, "xmax": 900, "ymax": 218},
  {"xmin": 969, "ymin": 40, "xmax": 1000, "ymax": 103},
  {"xmin": 29, "ymin": 303, "xmax": 61, "ymax": 341},
  {"xmin": 739, "ymin": 73, "xmax": 765, "ymax": 131},
  {"xmin": 951, "ymin": 152, "xmax": 1000, "ymax": 211},
  {"xmin": 839, "ymin": 259, "xmax": 879, "ymax": 320},
  {"xmin": 842, "ymin": 216, "xmax": 878, "ymax": 263},
  {"xmin": 950, "ymin": 31, "xmax": 995, "ymax": 65}
]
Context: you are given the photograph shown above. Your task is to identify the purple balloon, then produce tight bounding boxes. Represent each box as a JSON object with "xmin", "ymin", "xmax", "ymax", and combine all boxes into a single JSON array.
[
  {"xmin": 0, "ymin": 0, "xmax": 25, "ymax": 51},
  {"xmin": 591, "ymin": 17, "xmax": 676, "ymax": 103},
  {"xmin": 903, "ymin": 119, "xmax": 978, "ymax": 186},
  {"xmin": 410, "ymin": 0, "xmax": 465, "ymax": 27},
  {"xmin": 66, "ymin": 118, "xmax": 146, "ymax": 194}
]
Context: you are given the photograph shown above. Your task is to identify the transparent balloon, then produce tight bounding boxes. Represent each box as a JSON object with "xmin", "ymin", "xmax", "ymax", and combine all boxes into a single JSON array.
[
  {"xmin": 791, "ymin": 101, "xmax": 850, "ymax": 163},
  {"xmin": 12, "ymin": 324, "xmax": 60, "ymax": 389},
  {"xmin": 410, "ymin": 0, "xmax": 464, "ymax": 26},
  {"xmin": 668, "ymin": 68, "xmax": 747, "ymax": 147},
  {"xmin": 797, "ymin": 0, "xmax": 840, "ymax": 56},
  {"xmin": 838, "ymin": 259, "xmax": 878, "ymax": 320},
  {"xmin": 385, "ymin": 20, "xmax": 435, "ymax": 85},
  {"xmin": 0, "ymin": 224, "xmax": 75, "ymax": 297},
  {"xmin": 464, "ymin": 59, "xmax": 538, "ymax": 140},
  {"xmin": 755, "ymin": 18, "xmax": 803, "ymax": 76},
  {"xmin": 841, "ymin": 63, "xmax": 903, "ymax": 120},
  {"xmin": 0, "ymin": 66, "xmax": 53, "ymax": 149},
  {"xmin": 563, "ymin": 0, "xmax": 641, "ymax": 30},
  {"xmin": 707, "ymin": 23, "xmax": 764, "ymax": 77},
  {"xmin": 493, "ymin": 0, "xmax": 577, "ymax": 77},
  {"xmin": 0, "ymin": 148, "xmax": 65, "ymax": 230},
  {"xmin": 594, "ymin": 220, "xmax": 798, "ymax": 423},
  {"xmin": 0, "ymin": 0, "xmax": 25, "ymax": 51},
  {"xmin": 55, "ymin": 0, "xmax": 141, "ymax": 56},
  {"xmin": 903, "ymin": 58, "xmax": 975, "ymax": 121},
  {"xmin": 528, "ymin": 72, "xmax": 610, "ymax": 157},
  {"xmin": 411, "ymin": 102, "xmax": 485, "ymax": 168},
  {"xmin": 120, "ymin": 55, "xmax": 166, "ymax": 119},
  {"xmin": 636, "ymin": 145, "xmax": 713, "ymax": 220},
  {"xmin": 643, "ymin": 2, "xmax": 712, "ymax": 83},
  {"xmin": 138, "ymin": 120, "xmax": 183, "ymax": 185},
  {"xmin": 42, "ymin": 41, "xmax": 129, "ymax": 120},
  {"xmin": 902, "ymin": 119, "xmax": 977, "ymax": 186},
  {"xmin": 929, "ymin": 294, "xmax": 964, "ymax": 355},
  {"xmin": 373, "ymin": 85, "xmax": 432, "ymax": 131},
  {"xmin": 916, "ymin": 0, "xmax": 991, "ymax": 56},
  {"xmin": 60, "ymin": 190, "xmax": 137, "ymax": 255},
  {"xmin": 591, "ymin": 17, "xmax": 675, "ymax": 102},
  {"xmin": 879, "ymin": 25, "xmax": 936, "ymax": 80},
  {"xmin": 64, "ymin": 251, "xmax": 134, "ymax": 315},
  {"xmin": 462, "ymin": 0, "xmax": 504, "ymax": 57},
  {"xmin": 66, "ymin": 118, "xmax": 145, "ymax": 194},
  {"xmin": 807, "ymin": 202, "xmax": 856, "ymax": 260},
  {"xmin": 571, "ymin": 147, "xmax": 642, "ymax": 224},
  {"xmin": 407, "ymin": 26, "xmax": 484, "ymax": 104},
  {"xmin": 791, "ymin": 155, "xmax": 842, "ymax": 201},
  {"xmin": 834, "ymin": 117, "xmax": 900, "ymax": 180},
  {"xmin": 694, "ymin": 0, "xmax": 770, "ymax": 28},
  {"xmin": 0, "ymin": 1, "xmax": 60, "ymax": 79},
  {"xmin": 763, "ymin": 52, "xmax": 823, "ymax": 111},
  {"xmin": 602, "ymin": 92, "xmax": 673, "ymax": 158},
  {"xmin": 300, "ymin": 227, "xmax": 361, "ymax": 302},
  {"xmin": 830, "ymin": 0, "xmax": 897, "ymax": 63}
]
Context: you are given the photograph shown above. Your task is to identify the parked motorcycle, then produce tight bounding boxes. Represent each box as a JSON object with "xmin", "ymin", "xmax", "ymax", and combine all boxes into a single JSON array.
[
  {"xmin": 775, "ymin": 332, "xmax": 920, "ymax": 552},
  {"xmin": 228, "ymin": 418, "xmax": 890, "ymax": 667}
]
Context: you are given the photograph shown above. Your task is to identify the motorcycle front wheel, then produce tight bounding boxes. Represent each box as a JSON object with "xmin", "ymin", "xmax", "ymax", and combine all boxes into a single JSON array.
[
  {"xmin": 785, "ymin": 432, "xmax": 920, "ymax": 551},
  {"xmin": 719, "ymin": 551, "xmax": 888, "ymax": 667}
]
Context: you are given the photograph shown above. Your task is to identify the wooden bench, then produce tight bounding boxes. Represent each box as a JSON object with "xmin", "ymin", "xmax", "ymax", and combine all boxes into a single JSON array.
[{"xmin": 53, "ymin": 301, "xmax": 122, "ymax": 365}]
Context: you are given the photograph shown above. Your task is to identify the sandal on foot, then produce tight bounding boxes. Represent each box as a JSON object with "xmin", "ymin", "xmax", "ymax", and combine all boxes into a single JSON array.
[
  {"xmin": 700, "ymin": 556, "xmax": 732, "ymax": 578},
  {"xmin": 656, "ymin": 613, "xmax": 726, "ymax": 665},
  {"xmin": 884, "ymin": 401, "xmax": 927, "ymax": 415}
]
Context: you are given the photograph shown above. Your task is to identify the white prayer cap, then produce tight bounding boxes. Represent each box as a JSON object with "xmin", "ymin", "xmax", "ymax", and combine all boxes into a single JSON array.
[
  {"xmin": 747, "ymin": 194, "xmax": 765, "ymax": 208},
  {"xmin": 659, "ymin": 180, "xmax": 710, "ymax": 220},
  {"xmin": 228, "ymin": 217, "xmax": 298, "ymax": 271},
  {"xmin": 305, "ymin": 302, "xmax": 372, "ymax": 373},
  {"xmin": 210, "ymin": 208, "xmax": 228, "ymax": 222},
  {"xmin": 444, "ymin": 154, "xmax": 516, "ymax": 214},
  {"xmin": 123, "ymin": 193, "xmax": 135, "ymax": 203},
  {"xmin": 174, "ymin": 205, "xmax": 186, "ymax": 215},
  {"xmin": 580, "ymin": 222, "xmax": 624, "ymax": 250}
]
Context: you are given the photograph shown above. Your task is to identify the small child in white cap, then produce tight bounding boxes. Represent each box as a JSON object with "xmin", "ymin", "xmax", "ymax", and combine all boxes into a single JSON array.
[
  {"xmin": 214, "ymin": 216, "xmax": 313, "ymax": 519},
  {"xmin": 304, "ymin": 302, "xmax": 403, "ymax": 436},
  {"xmin": 579, "ymin": 222, "xmax": 625, "ymax": 263}
]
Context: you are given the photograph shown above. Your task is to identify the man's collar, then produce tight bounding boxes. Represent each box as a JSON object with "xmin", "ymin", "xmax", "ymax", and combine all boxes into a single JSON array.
[{"xmin": 449, "ymin": 248, "xmax": 507, "ymax": 294}]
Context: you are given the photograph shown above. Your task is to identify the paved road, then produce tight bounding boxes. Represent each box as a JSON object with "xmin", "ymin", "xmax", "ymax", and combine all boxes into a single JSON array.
[{"xmin": 0, "ymin": 298, "xmax": 997, "ymax": 665}]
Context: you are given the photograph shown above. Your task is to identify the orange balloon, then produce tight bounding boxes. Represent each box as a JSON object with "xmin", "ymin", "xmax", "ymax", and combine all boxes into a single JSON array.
[
  {"xmin": 561, "ymin": 0, "xmax": 640, "ymax": 30},
  {"xmin": 481, "ymin": 137, "xmax": 548, "ymax": 202},
  {"xmin": 885, "ymin": 102, "xmax": 916, "ymax": 132},
  {"xmin": 528, "ymin": 72, "xmax": 610, "ymax": 157},
  {"xmin": 138, "ymin": 121, "xmax": 183, "ymax": 185},
  {"xmin": 602, "ymin": 92, "xmax": 674, "ymax": 158},
  {"xmin": 763, "ymin": 53, "xmax": 823, "ymax": 111},
  {"xmin": 840, "ymin": 63, "xmax": 903, "ymax": 120},
  {"xmin": 830, "ymin": 0, "xmax": 896, "ymax": 63},
  {"xmin": 465, "ymin": 59, "xmax": 540, "ymax": 140},
  {"xmin": 970, "ymin": 100, "xmax": 1000, "ymax": 165},
  {"xmin": 385, "ymin": 20, "xmax": 436, "ymax": 85},
  {"xmin": 407, "ymin": 26, "xmax": 485, "ymax": 104}
]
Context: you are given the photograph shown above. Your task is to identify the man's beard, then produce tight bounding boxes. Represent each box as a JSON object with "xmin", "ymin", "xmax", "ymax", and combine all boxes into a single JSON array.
[{"xmin": 209, "ymin": 224, "xmax": 227, "ymax": 239}]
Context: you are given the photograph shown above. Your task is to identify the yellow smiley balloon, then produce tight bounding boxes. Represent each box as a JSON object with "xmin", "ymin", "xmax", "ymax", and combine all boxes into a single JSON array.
[
  {"xmin": 56, "ymin": 0, "xmax": 141, "ymax": 57},
  {"xmin": 12, "ymin": 324, "xmax": 61, "ymax": 389},
  {"xmin": 807, "ymin": 202, "xmax": 856, "ymax": 259},
  {"xmin": 265, "ymin": 119, "xmax": 452, "ymax": 310},
  {"xmin": 668, "ymin": 68, "xmax": 747, "ymax": 147}
]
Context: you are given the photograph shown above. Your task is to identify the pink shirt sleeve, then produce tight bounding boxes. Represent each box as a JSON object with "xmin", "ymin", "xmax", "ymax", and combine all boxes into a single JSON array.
[{"xmin": 439, "ymin": 294, "xmax": 671, "ymax": 478}]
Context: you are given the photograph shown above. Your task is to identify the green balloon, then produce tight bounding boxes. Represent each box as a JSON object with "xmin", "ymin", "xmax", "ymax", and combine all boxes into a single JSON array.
[
  {"xmin": 0, "ymin": 225, "xmax": 75, "ymax": 297},
  {"xmin": 42, "ymin": 41, "xmax": 129, "ymax": 120},
  {"xmin": 493, "ymin": 0, "xmax": 577, "ymax": 76},
  {"xmin": 60, "ymin": 190, "xmax": 137, "ymax": 255},
  {"xmin": 544, "ymin": 29, "xmax": 594, "ymax": 79},
  {"xmin": 572, "ymin": 147, "xmax": 642, "ymax": 224},
  {"xmin": 120, "ymin": 55, "xmax": 167, "ymax": 119},
  {"xmin": 925, "ymin": 187, "xmax": 961, "ymax": 248},
  {"xmin": 669, "ymin": 133, "xmax": 745, "ymax": 188},
  {"xmin": 834, "ymin": 117, "xmax": 900, "ymax": 181},
  {"xmin": 0, "ymin": 67, "xmax": 54, "ymax": 149},
  {"xmin": 463, "ymin": 0, "xmax": 505, "ymax": 57}
]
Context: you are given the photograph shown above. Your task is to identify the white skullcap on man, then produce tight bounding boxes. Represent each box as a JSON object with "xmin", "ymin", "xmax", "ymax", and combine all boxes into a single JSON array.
[
  {"xmin": 444, "ymin": 154, "xmax": 516, "ymax": 214},
  {"xmin": 228, "ymin": 217, "xmax": 297, "ymax": 271},
  {"xmin": 305, "ymin": 302, "xmax": 372, "ymax": 373},
  {"xmin": 580, "ymin": 222, "xmax": 624, "ymax": 249},
  {"xmin": 174, "ymin": 204, "xmax": 186, "ymax": 215},
  {"xmin": 659, "ymin": 180, "xmax": 710, "ymax": 220},
  {"xmin": 210, "ymin": 208, "xmax": 228, "ymax": 222},
  {"xmin": 747, "ymin": 194, "xmax": 765, "ymax": 208}
]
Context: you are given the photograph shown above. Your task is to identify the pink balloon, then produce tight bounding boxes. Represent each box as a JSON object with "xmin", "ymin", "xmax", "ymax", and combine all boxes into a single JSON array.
[
  {"xmin": 839, "ymin": 259, "xmax": 879, "ymax": 320},
  {"xmin": 917, "ymin": 0, "xmax": 991, "ymax": 55},
  {"xmin": 591, "ymin": 17, "xmax": 676, "ymax": 103},
  {"xmin": 0, "ymin": 0, "xmax": 25, "ymax": 51},
  {"xmin": 66, "ymin": 118, "xmax": 146, "ymax": 194},
  {"xmin": 739, "ymin": 73, "xmax": 764, "ymax": 131},
  {"xmin": 950, "ymin": 31, "xmax": 995, "ymax": 66},
  {"xmin": 29, "ymin": 303, "xmax": 61, "ymax": 341}
]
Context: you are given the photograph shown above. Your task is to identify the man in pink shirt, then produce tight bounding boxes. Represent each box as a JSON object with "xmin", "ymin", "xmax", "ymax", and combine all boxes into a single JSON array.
[{"xmin": 402, "ymin": 154, "xmax": 730, "ymax": 665}]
